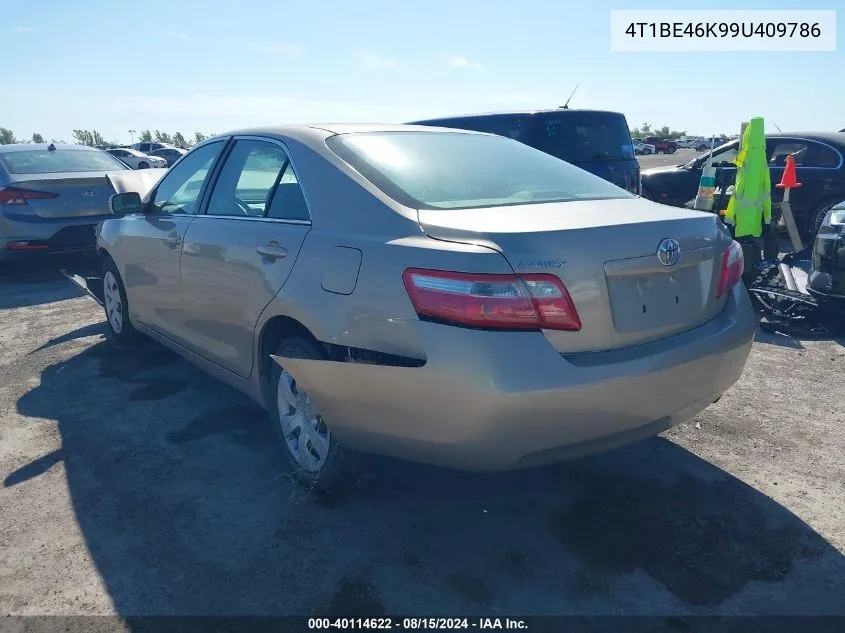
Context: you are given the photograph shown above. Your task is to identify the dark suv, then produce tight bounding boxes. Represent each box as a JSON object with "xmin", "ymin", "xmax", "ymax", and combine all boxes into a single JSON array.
[{"xmin": 410, "ymin": 109, "xmax": 641, "ymax": 194}]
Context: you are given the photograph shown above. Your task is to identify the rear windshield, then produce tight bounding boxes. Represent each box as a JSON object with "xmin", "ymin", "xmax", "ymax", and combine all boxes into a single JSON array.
[
  {"xmin": 0, "ymin": 149, "xmax": 129, "ymax": 174},
  {"xmin": 327, "ymin": 131, "xmax": 633, "ymax": 210},
  {"xmin": 531, "ymin": 112, "xmax": 635, "ymax": 164}
]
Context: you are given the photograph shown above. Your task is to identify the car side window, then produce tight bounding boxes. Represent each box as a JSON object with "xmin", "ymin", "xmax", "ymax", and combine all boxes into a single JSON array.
[
  {"xmin": 805, "ymin": 142, "xmax": 840, "ymax": 168},
  {"xmin": 711, "ymin": 143, "xmax": 739, "ymax": 166},
  {"xmin": 768, "ymin": 141, "xmax": 808, "ymax": 167},
  {"xmin": 266, "ymin": 163, "xmax": 310, "ymax": 221},
  {"xmin": 205, "ymin": 139, "xmax": 289, "ymax": 217},
  {"xmin": 148, "ymin": 141, "xmax": 225, "ymax": 216}
]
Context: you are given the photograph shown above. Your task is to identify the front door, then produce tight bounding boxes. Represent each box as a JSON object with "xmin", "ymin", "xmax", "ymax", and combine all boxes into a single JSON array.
[
  {"xmin": 120, "ymin": 140, "xmax": 227, "ymax": 339},
  {"xmin": 179, "ymin": 137, "xmax": 312, "ymax": 378}
]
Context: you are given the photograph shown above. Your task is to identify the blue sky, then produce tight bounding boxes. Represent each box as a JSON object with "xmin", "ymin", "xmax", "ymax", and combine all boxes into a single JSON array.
[{"xmin": 2, "ymin": 0, "xmax": 842, "ymax": 143}]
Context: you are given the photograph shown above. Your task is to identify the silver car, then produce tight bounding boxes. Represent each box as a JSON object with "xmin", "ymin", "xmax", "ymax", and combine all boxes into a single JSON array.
[
  {"xmin": 0, "ymin": 143, "xmax": 136, "ymax": 260},
  {"xmin": 98, "ymin": 124, "xmax": 756, "ymax": 491}
]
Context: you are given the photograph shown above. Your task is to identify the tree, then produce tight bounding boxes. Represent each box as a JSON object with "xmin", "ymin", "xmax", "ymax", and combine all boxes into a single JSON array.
[
  {"xmin": 0, "ymin": 127, "xmax": 17, "ymax": 144},
  {"xmin": 630, "ymin": 122, "xmax": 686, "ymax": 140},
  {"xmin": 138, "ymin": 130, "xmax": 153, "ymax": 143},
  {"xmin": 31, "ymin": 132, "xmax": 45, "ymax": 143},
  {"xmin": 172, "ymin": 131, "xmax": 188, "ymax": 148},
  {"xmin": 194, "ymin": 132, "xmax": 207, "ymax": 145},
  {"xmin": 72, "ymin": 129, "xmax": 106, "ymax": 147},
  {"xmin": 154, "ymin": 130, "xmax": 172, "ymax": 144}
]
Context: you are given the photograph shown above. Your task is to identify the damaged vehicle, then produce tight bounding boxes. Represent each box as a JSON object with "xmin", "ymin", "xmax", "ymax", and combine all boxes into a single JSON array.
[
  {"xmin": 0, "ymin": 143, "xmax": 163, "ymax": 261},
  {"xmin": 95, "ymin": 124, "xmax": 756, "ymax": 491},
  {"xmin": 808, "ymin": 201, "xmax": 845, "ymax": 307}
]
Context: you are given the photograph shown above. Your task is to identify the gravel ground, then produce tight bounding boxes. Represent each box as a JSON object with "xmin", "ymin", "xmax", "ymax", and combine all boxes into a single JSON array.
[{"xmin": 0, "ymin": 255, "xmax": 842, "ymax": 620}]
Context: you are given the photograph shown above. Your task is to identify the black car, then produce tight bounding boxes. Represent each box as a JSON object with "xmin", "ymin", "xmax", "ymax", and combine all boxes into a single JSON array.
[
  {"xmin": 641, "ymin": 132, "xmax": 845, "ymax": 237},
  {"xmin": 808, "ymin": 201, "xmax": 845, "ymax": 305}
]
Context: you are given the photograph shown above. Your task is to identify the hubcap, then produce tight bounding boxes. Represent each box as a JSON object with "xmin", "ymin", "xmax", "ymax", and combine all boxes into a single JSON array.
[
  {"xmin": 103, "ymin": 271, "xmax": 123, "ymax": 334},
  {"xmin": 276, "ymin": 369, "xmax": 330, "ymax": 472}
]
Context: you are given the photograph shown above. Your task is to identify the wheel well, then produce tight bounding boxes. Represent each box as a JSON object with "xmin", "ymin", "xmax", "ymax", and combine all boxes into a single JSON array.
[{"xmin": 258, "ymin": 315, "xmax": 319, "ymax": 395}]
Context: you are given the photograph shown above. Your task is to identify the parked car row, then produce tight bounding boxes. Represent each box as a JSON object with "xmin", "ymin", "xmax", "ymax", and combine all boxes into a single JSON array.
[
  {"xmin": 640, "ymin": 132, "xmax": 845, "ymax": 237},
  {"xmin": 105, "ymin": 145, "xmax": 187, "ymax": 170}
]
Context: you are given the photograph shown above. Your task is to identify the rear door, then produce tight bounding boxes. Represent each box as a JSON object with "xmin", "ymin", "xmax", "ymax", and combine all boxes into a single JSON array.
[
  {"xmin": 766, "ymin": 137, "xmax": 845, "ymax": 232},
  {"xmin": 530, "ymin": 112, "xmax": 640, "ymax": 194},
  {"xmin": 178, "ymin": 137, "xmax": 311, "ymax": 378}
]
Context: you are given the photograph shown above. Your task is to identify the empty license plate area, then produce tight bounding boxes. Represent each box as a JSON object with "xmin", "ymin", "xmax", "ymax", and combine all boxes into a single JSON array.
[{"xmin": 604, "ymin": 247, "xmax": 714, "ymax": 334}]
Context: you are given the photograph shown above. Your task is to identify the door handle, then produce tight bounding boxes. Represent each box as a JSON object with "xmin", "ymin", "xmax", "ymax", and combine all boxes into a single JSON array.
[
  {"xmin": 164, "ymin": 234, "xmax": 181, "ymax": 247},
  {"xmin": 256, "ymin": 245, "xmax": 288, "ymax": 259}
]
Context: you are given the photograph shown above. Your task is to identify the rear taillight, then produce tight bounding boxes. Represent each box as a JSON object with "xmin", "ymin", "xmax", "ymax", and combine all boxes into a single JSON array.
[
  {"xmin": 0, "ymin": 187, "xmax": 59, "ymax": 205},
  {"xmin": 717, "ymin": 240, "xmax": 744, "ymax": 298},
  {"xmin": 402, "ymin": 268, "xmax": 582, "ymax": 331}
]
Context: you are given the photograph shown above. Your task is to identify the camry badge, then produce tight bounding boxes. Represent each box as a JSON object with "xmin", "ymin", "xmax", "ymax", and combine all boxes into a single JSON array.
[{"xmin": 517, "ymin": 260, "xmax": 566, "ymax": 269}]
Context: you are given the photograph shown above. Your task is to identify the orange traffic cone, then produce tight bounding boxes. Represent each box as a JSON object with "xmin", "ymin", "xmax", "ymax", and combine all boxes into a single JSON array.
[{"xmin": 776, "ymin": 154, "xmax": 802, "ymax": 189}]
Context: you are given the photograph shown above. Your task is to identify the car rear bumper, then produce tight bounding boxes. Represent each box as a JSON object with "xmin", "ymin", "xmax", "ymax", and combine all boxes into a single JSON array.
[
  {"xmin": 277, "ymin": 283, "xmax": 757, "ymax": 472},
  {"xmin": 0, "ymin": 211, "xmax": 106, "ymax": 260}
]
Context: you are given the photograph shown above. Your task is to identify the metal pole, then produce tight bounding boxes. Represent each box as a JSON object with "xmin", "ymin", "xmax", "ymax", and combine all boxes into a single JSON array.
[{"xmin": 780, "ymin": 187, "xmax": 804, "ymax": 252}]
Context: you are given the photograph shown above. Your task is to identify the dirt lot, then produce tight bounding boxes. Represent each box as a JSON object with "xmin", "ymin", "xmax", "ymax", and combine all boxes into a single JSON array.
[{"xmin": 0, "ymin": 251, "xmax": 843, "ymax": 620}]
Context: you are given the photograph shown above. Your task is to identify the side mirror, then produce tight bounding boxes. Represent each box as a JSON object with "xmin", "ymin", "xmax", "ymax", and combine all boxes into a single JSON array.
[{"xmin": 110, "ymin": 191, "xmax": 143, "ymax": 215}]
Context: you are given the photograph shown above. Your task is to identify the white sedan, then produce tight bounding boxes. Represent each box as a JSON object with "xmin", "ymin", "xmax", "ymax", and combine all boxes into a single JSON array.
[
  {"xmin": 633, "ymin": 140, "xmax": 655, "ymax": 155},
  {"xmin": 105, "ymin": 147, "xmax": 168, "ymax": 170}
]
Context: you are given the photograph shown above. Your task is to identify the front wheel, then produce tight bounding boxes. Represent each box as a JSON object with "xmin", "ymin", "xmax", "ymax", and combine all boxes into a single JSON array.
[
  {"xmin": 809, "ymin": 200, "xmax": 838, "ymax": 237},
  {"xmin": 270, "ymin": 336, "xmax": 346, "ymax": 493},
  {"xmin": 138, "ymin": 161, "xmax": 149, "ymax": 169},
  {"xmin": 102, "ymin": 257, "xmax": 138, "ymax": 341}
]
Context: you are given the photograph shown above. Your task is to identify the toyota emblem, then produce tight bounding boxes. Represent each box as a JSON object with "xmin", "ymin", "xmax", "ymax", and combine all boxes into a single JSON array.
[{"xmin": 656, "ymin": 238, "xmax": 681, "ymax": 267}]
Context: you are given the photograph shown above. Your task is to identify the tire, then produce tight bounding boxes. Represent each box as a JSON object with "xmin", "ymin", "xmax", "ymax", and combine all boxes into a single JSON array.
[
  {"xmin": 102, "ymin": 257, "xmax": 138, "ymax": 341},
  {"xmin": 697, "ymin": 145, "xmax": 707, "ymax": 152},
  {"xmin": 808, "ymin": 200, "xmax": 838, "ymax": 237},
  {"xmin": 667, "ymin": 146, "xmax": 677, "ymax": 154},
  {"xmin": 270, "ymin": 336, "xmax": 346, "ymax": 493},
  {"xmin": 138, "ymin": 161, "xmax": 149, "ymax": 169}
]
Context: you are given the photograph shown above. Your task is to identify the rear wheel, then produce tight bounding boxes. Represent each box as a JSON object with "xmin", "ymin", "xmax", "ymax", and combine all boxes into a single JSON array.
[
  {"xmin": 102, "ymin": 257, "xmax": 138, "ymax": 341},
  {"xmin": 270, "ymin": 336, "xmax": 346, "ymax": 493}
]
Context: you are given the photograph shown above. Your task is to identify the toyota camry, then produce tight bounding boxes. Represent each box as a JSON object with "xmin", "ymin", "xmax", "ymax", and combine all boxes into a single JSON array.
[{"xmin": 97, "ymin": 124, "xmax": 756, "ymax": 491}]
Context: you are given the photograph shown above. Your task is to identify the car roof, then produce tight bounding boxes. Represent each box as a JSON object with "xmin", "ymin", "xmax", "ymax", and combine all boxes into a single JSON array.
[
  {"xmin": 765, "ymin": 132, "xmax": 845, "ymax": 146},
  {"xmin": 210, "ymin": 123, "xmax": 486, "ymax": 146},
  {"xmin": 409, "ymin": 108, "xmax": 626, "ymax": 122},
  {"xmin": 0, "ymin": 143, "xmax": 98, "ymax": 154}
]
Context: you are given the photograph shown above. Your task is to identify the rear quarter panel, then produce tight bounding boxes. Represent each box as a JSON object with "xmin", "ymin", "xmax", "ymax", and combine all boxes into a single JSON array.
[{"xmin": 251, "ymin": 138, "xmax": 515, "ymax": 362}]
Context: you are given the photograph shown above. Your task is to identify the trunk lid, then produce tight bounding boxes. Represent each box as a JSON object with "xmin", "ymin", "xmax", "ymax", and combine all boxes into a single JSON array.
[
  {"xmin": 10, "ymin": 172, "xmax": 118, "ymax": 219},
  {"xmin": 417, "ymin": 197, "xmax": 731, "ymax": 353}
]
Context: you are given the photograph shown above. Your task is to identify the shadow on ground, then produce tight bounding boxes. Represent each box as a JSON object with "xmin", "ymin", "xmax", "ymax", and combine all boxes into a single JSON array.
[
  {"xmin": 0, "ymin": 254, "xmax": 100, "ymax": 309},
  {"xmin": 11, "ymin": 333, "xmax": 845, "ymax": 618}
]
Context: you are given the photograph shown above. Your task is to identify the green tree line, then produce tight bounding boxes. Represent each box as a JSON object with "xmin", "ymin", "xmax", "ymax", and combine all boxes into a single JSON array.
[
  {"xmin": 0, "ymin": 127, "xmax": 212, "ymax": 148},
  {"xmin": 630, "ymin": 122, "xmax": 730, "ymax": 140}
]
